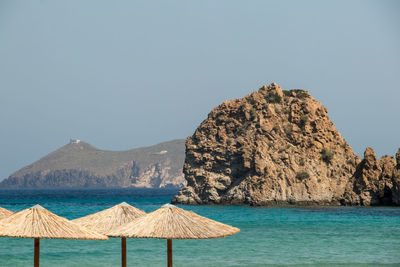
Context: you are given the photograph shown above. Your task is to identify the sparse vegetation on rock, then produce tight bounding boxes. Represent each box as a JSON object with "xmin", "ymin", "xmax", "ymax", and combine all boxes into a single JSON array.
[
  {"xmin": 321, "ymin": 148, "xmax": 334, "ymax": 163},
  {"xmin": 299, "ymin": 115, "xmax": 308, "ymax": 131},
  {"xmin": 296, "ymin": 171, "xmax": 310, "ymax": 180},
  {"xmin": 265, "ymin": 93, "xmax": 282, "ymax": 104}
]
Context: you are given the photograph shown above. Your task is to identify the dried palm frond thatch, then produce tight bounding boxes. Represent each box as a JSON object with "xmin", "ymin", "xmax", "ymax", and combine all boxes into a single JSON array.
[
  {"xmin": 0, "ymin": 204, "xmax": 108, "ymax": 267},
  {"xmin": 73, "ymin": 202, "xmax": 146, "ymax": 267},
  {"xmin": 0, "ymin": 204, "xmax": 108, "ymax": 240},
  {"xmin": 0, "ymin": 206, "xmax": 14, "ymax": 220},
  {"xmin": 108, "ymin": 203, "xmax": 239, "ymax": 239},
  {"xmin": 72, "ymin": 202, "xmax": 145, "ymax": 234},
  {"xmin": 108, "ymin": 203, "xmax": 240, "ymax": 267}
]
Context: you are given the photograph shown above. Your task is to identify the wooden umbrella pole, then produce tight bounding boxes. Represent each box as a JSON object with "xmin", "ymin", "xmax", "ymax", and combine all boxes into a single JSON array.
[
  {"xmin": 167, "ymin": 239, "xmax": 172, "ymax": 267},
  {"xmin": 34, "ymin": 238, "xmax": 40, "ymax": 267},
  {"xmin": 121, "ymin": 237, "xmax": 127, "ymax": 267}
]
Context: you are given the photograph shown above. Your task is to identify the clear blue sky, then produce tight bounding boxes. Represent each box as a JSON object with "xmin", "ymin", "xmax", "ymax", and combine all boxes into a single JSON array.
[{"xmin": 0, "ymin": 0, "xmax": 399, "ymax": 180}]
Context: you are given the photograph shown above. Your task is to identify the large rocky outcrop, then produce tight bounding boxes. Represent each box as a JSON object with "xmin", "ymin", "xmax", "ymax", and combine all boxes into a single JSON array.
[
  {"xmin": 172, "ymin": 83, "xmax": 400, "ymax": 206},
  {"xmin": 1, "ymin": 139, "xmax": 186, "ymax": 189},
  {"xmin": 392, "ymin": 150, "xmax": 400, "ymax": 204},
  {"xmin": 346, "ymin": 147, "xmax": 400, "ymax": 205}
]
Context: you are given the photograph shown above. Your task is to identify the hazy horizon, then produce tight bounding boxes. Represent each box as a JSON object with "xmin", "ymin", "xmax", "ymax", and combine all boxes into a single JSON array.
[{"xmin": 1, "ymin": 0, "xmax": 399, "ymax": 180}]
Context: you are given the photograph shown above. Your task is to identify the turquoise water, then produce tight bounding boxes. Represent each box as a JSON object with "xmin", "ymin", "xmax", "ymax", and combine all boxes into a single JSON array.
[{"xmin": 0, "ymin": 189, "xmax": 399, "ymax": 267}]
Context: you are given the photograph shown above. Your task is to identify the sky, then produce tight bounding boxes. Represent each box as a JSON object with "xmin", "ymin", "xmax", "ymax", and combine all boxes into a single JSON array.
[{"xmin": 0, "ymin": 0, "xmax": 399, "ymax": 180}]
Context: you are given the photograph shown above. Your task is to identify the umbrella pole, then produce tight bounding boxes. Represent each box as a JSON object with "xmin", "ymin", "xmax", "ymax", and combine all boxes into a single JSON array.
[
  {"xmin": 167, "ymin": 239, "xmax": 172, "ymax": 267},
  {"xmin": 34, "ymin": 238, "xmax": 40, "ymax": 267},
  {"xmin": 121, "ymin": 237, "xmax": 127, "ymax": 267}
]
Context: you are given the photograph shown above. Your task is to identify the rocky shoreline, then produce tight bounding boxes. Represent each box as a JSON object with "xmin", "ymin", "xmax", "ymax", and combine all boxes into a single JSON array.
[{"xmin": 172, "ymin": 83, "xmax": 400, "ymax": 206}]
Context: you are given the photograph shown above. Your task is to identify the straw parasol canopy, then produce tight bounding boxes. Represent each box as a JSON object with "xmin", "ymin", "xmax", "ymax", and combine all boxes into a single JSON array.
[
  {"xmin": 108, "ymin": 203, "xmax": 240, "ymax": 267},
  {"xmin": 108, "ymin": 203, "xmax": 240, "ymax": 239},
  {"xmin": 0, "ymin": 204, "xmax": 108, "ymax": 267},
  {"xmin": 72, "ymin": 202, "xmax": 146, "ymax": 234},
  {"xmin": 0, "ymin": 206, "xmax": 14, "ymax": 220},
  {"xmin": 72, "ymin": 202, "xmax": 146, "ymax": 267}
]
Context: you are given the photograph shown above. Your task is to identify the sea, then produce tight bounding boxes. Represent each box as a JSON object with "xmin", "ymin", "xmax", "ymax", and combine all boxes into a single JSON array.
[{"xmin": 0, "ymin": 188, "xmax": 399, "ymax": 267}]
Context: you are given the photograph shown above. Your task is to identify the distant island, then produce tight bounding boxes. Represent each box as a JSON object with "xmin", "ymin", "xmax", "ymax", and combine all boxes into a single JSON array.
[
  {"xmin": 173, "ymin": 83, "xmax": 400, "ymax": 206},
  {"xmin": 0, "ymin": 139, "xmax": 186, "ymax": 189}
]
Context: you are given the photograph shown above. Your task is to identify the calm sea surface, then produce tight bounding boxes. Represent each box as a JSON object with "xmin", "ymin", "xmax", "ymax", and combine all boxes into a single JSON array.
[{"xmin": 0, "ymin": 188, "xmax": 399, "ymax": 267}]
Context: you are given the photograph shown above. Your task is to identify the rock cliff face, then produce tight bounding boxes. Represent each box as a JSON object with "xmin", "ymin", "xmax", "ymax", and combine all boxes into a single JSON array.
[
  {"xmin": 172, "ymin": 83, "xmax": 400, "ymax": 206},
  {"xmin": 347, "ymin": 147, "xmax": 400, "ymax": 205},
  {"xmin": 1, "ymin": 139, "xmax": 186, "ymax": 189}
]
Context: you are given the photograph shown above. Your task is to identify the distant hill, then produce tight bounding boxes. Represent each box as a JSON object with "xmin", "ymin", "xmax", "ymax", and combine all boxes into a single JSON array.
[{"xmin": 1, "ymin": 139, "xmax": 186, "ymax": 188}]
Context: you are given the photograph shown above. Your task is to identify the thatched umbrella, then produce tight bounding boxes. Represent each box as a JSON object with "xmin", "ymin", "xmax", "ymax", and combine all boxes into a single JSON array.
[
  {"xmin": 108, "ymin": 203, "xmax": 240, "ymax": 267},
  {"xmin": 72, "ymin": 202, "xmax": 146, "ymax": 267},
  {"xmin": 0, "ymin": 204, "xmax": 108, "ymax": 267},
  {"xmin": 0, "ymin": 206, "xmax": 14, "ymax": 220}
]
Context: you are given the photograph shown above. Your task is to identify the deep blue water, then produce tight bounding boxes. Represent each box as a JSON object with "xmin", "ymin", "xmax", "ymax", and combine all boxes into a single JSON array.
[{"xmin": 0, "ymin": 189, "xmax": 399, "ymax": 267}]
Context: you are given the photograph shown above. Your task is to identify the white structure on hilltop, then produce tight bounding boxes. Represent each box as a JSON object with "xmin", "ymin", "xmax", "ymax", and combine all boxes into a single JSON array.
[
  {"xmin": 70, "ymin": 138, "xmax": 81, "ymax": 144},
  {"xmin": 153, "ymin": 150, "xmax": 168, "ymax": 155}
]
